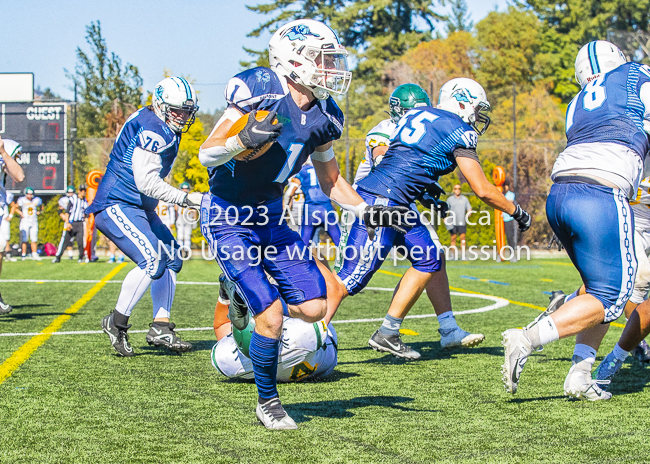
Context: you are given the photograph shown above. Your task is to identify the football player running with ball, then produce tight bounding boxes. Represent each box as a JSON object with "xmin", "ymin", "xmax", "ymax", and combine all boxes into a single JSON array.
[
  {"xmin": 502, "ymin": 41, "xmax": 650, "ymax": 400},
  {"xmin": 198, "ymin": 19, "xmax": 410, "ymax": 430},
  {"xmin": 88, "ymin": 77, "xmax": 202, "ymax": 357},
  {"xmin": 329, "ymin": 79, "xmax": 530, "ymax": 356}
]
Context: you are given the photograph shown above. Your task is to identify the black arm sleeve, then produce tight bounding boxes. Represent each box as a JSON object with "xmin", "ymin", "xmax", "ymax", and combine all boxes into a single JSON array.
[{"xmin": 452, "ymin": 147, "xmax": 479, "ymax": 163}]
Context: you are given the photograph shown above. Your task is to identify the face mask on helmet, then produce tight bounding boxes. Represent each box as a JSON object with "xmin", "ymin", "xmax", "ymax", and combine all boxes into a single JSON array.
[
  {"xmin": 388, "ymin": 84, "xmax": 431, "ymax": 124},
  {"xmin": 269, "ymin": 20, "xmax": 352, "ymax": 100},
  {"xmin": 152, "ymin": 77, "xmax": 199, "ymax": 133}
]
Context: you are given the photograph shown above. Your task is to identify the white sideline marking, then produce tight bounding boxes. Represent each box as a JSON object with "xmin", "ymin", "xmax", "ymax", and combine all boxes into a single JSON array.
[{"xmin": 0, "ymin": 290, "xmax": 509, "ymax": 337}]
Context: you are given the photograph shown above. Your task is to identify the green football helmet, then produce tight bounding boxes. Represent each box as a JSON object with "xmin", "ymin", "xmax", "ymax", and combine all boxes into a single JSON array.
[
  {"xmin": 389, "ymin": 84, "xmax": 431, "ymax": 124},
  {"xmin": 232, "ymin": 317, "xmax": 256, "ymax": 358}
]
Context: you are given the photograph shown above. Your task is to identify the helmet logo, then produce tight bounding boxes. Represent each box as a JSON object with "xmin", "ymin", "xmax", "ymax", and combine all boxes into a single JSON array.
[
  {"xmin": 255, "ymin": 69, "xmax": 271, "ymax": 89},
  {"xmin": 451, "ymin": 88, "xmax": 476, "ymax": 104},
  {"xmin": 282, "ymin": 24, "xmax": 321, "ymax": 41},
  {"xmin": 155, "ymin": 85, "xmax": 164, "ymax": 99},
  {"xmin": 389, "ymin": 96, "xmax": 400, "ymax": 108}
]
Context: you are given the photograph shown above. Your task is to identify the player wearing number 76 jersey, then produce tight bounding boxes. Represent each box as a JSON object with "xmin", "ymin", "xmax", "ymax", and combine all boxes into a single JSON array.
[
  {"xmin": 198, "ymin": 18, "xmax": 411, "ymax": 430},
  {"xmin": 503, "ymin": 41, "xmax": 650, "ymax": 400}
]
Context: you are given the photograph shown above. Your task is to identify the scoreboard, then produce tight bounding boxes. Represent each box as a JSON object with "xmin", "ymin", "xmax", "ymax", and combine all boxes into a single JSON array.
[{"xmin": 0, "ymin": 102, "xmax": 67, "ymax": 194}]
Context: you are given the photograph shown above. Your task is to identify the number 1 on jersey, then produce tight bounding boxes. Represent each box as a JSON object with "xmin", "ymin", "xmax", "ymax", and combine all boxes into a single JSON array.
[{"xmin": 274, "ymin": 143, "xmax": 304, "ymax": 183}]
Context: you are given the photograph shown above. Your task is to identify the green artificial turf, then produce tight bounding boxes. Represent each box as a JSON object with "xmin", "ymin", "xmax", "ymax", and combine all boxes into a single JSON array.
[{"xmin": 0, "ymin": 257, "xmax": 648, "ymax": 463}]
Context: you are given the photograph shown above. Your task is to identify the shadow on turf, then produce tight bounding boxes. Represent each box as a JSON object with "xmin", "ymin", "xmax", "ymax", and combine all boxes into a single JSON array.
[
  {"xmin": 338, "ymin": 342, "xmax": 502, "ymax": 365},
  {"xmin": 0, "ymin": 305, "xmax": 60, "ymax": 322},
  {"xmin": 608, "ymin": 360, "xmax": 650, "ymax": 396},
  {"xmin": 285, "ymin": 395, "xmax": 438, "ymax": 423}
]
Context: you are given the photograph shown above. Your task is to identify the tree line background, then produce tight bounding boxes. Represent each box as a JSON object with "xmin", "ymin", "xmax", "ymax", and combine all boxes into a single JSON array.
[{"xmin": 26, "ymin": 0, "xmax": 650, "ymax": 250}]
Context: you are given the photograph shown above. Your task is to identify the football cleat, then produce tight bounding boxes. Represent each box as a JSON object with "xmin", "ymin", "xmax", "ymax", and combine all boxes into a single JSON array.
[
  {"xmin": 107, "ymin": 256, "xmax": 116, "ymax": 263},
  {"xmin": 101, "ymin": 312, "xmax": 134, "ymax": 357},
  {"xmin": 368, "ymin": 330, "xmax": 421, "ymax": 359},
  {"xmin": 439, "ymin": 328, "xmax": 485, "ymax": 349},
  {"xmin": 564, "ymin": 357, "xmax": 611, "ymax": 401},
  {"xmin": 256, "ymin": 397, "xmax": 298, "ymax": 430},
  {"xmin": 219, "ymin": 274, "xmax": 249, "ymax": 331},
  {"xmin": 145, "ymin": 322, "xmax": 192, "ymax": 352},
  {"xmin": 0, "ymin": 293, "xmax": 12, "ymax": 315},
  {"xmin": 633, "ymin": 339, "xmax": 650, "ymax": 363},
  {"xmin": 52, "ymin": 256, "xmax": 61, "ymax": 263},
  {"xmin": 593, "ymin": 351, "xmax": 625, "ymax": 390},
  {"xmin": 501, "ymin": 328, "xmax": 533, "ymax": 394}
]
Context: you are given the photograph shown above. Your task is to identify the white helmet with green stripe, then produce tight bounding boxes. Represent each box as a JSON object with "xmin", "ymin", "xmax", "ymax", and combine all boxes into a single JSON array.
[
  {"xmin": 152, "ymin": 77, "xmax": 199, "ymax": 133},
  {"xmin": 575, "ymin": 40, "xmax": 626, "ymax": 89}
]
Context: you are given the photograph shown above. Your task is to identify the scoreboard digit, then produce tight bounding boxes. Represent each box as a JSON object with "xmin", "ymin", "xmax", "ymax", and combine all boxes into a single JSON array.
[{"xmin": 0, "ymin": 102, "xmax": 67, "ymax": 194}]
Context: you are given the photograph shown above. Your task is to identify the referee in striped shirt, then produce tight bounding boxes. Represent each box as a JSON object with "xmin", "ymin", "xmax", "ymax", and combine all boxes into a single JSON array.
[{"xmin": 52, "ymin": 185, "xmax": 88, "ymax": 263}]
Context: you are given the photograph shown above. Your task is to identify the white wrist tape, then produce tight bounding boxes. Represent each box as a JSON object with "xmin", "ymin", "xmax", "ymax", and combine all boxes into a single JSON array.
[
  {"xmin": 225, "ymin": 136, "xmax": 244, "ymax": 154},
  {"xmin": 336, "ymin": 200, "xmax": 369, "ymax": 219},
  {"xmin": 311, "ymin": 146, "xmax": 335, "ymax": 163}
]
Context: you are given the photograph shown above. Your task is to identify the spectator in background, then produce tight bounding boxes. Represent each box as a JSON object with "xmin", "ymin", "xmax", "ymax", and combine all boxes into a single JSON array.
[
  {"xmin": 52, "ymin": 185, "xmax": 88, "ymax": 263},
  {"xmin": 502, "ymin": 180, "xmax": 517, "ymax": 262},
  {"xmin": 16, "ymin": 187, "xmax": 42, "ymax": 260},
  {"xmin": 0, "ymin": 137, "xmax": 25, "ymax": 314},
  {"xmin": 446, "ymin": 184, "xmax": 472, "ymax": 260}
]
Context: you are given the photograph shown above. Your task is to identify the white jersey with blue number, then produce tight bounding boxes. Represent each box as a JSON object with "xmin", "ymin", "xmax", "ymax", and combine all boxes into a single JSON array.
[
  {"xmin": 553, "ymin": 62, "xmax": 650, "ymax": 197},
  {"xmin": 354, "ymin": 119, "xmax": 396, "ymax": 184}
]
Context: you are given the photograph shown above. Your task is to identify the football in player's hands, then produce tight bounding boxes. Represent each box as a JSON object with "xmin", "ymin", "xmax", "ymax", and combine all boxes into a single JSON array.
[
  {"xmin": 512, "ymin": 204, "xmax": 532, "ymax": 232},
  {"xmin": 363, "ymin": 204, "xmax": 413, "ymax": 240},
  {"xmin": 227, "ymin": 110, "xmax": 283, "ymax": 162},
  {"xmin": 183, "ymin": 192, "xmax": 204, "ymax": 208}
]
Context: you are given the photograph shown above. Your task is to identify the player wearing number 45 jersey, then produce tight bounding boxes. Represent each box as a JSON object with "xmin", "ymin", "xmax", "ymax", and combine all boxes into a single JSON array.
[
  {"xmin": 336, "ymin": 84, "xmax": 486, "ymax": 358},
  {"xmin": 87, "ymin": 76, "xmax": 202, "ymax": 357},
  {"xmin": 328, "ymin": 79, "xmax": 531, "ymax": 358},
  {"xmin": 502, "ymin": 41, "xmax": 650, "ymax": 401},
  {"xmin": 198, "ymin": 18, "xmax": 411, "ymax": 430}
]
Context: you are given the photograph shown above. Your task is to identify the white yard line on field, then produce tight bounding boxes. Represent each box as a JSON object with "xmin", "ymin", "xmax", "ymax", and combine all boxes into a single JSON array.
[{"xmin": 0, "ymin": 290, "xmax": 509, "ymax": 337}]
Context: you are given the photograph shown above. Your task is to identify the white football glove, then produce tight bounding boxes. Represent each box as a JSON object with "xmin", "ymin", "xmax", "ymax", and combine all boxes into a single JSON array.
[{"xmin": 183, "ymin": 192, "xmax": 204, "ymax": 208}]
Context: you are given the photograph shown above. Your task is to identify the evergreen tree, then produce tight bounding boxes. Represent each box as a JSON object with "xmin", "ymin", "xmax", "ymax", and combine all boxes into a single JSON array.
[
  {"xmin": 446, "ymin": 0, "xmax": 473, "ymax": 34},
  {"xmin": 67, "ymin": 21, "xmax": 143, "ymax": 182}
]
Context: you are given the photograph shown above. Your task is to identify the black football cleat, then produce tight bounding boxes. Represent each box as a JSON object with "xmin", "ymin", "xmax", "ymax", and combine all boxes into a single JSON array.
[
  {"xmin": 145, "ymin": 322, "xmax": 192, "ymax": 352},
  {"xmin": 101, "ymin": 312, "xmax": 134, "ymax": 357}
]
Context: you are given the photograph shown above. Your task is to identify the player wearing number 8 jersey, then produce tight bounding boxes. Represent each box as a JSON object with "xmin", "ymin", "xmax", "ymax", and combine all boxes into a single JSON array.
[
  {"xmin": 502, "ymin": 41, "xmax": 650, "ymax": 400},
  {"xmin": 198, "ymin": 19, "xmax": 411, "ymax": 430}
]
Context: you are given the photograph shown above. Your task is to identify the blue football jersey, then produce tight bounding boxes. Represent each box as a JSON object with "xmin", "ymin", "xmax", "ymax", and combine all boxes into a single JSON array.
[
  {"xmin": 295, "ymin": 164, "xmax": 331, "ymax": 207},
  {"xmin": 87, "ymin": 108, "xmax": 180, "ymax": 214},
  {"xmin": 357, "ymin": 107, "xmax": 477, "ymax": 205},
  {"xmin": 208, "ymin": 67, "xmax": 344, "ymax": 205},
  {"xmin": 566, "ymin": 62, "xmax": 650, "ymax": 158}
]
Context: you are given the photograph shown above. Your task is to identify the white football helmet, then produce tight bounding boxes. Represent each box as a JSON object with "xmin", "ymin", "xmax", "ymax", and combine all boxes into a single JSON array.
[
  {"xmin": 152, "ymin": 77, "xmax": 199, "ymax": 133},
  {"xmin": 269, "ymin": 19, "xmax": 352, "ymax": 100},
  {"xmin": 575, "ymin": 40, "xmax": 626, "ymax": 88},
  {"xmin": 438, "ymin": 78, "xmax": 491, "ymax": 135}
]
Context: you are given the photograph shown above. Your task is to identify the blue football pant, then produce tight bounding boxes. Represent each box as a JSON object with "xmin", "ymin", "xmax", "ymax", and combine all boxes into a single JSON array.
[{"xmin": 546, "ymin": 182, "xmax": 636, "ymax": 322}]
